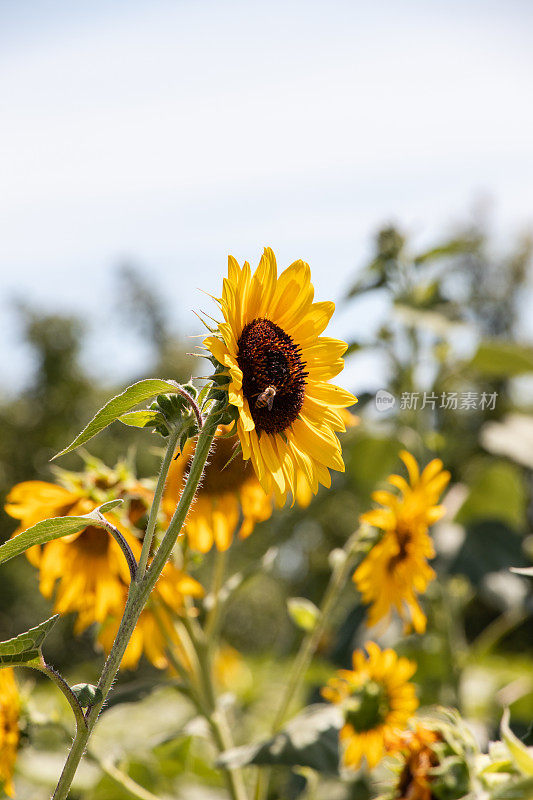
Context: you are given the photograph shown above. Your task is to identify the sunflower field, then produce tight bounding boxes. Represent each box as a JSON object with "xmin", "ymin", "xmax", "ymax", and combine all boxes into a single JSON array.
[{"xmin": 1, "ymin": 223, "xmax": 533, "ymax": 800}]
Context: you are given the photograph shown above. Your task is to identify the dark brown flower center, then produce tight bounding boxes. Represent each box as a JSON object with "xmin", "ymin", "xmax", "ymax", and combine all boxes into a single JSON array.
[
  {"xmin": 76, "ymin": 526, "xmax": 110, "ymax": 557},
  {"xmin": 201, "ymin": 436, "xmax": 252, "ymax": 495},
  {"xmin": 387, "ymin": 525, "xmax": 411, "ymax": 573},
  {"xmin": 236, "ymin": 318, "xmax": 307, "ymax": 435}
]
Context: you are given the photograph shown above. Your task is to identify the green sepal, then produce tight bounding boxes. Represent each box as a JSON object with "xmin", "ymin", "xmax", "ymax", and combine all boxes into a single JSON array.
[
  {"xmin": 211, "ymin": 373, "xmax": 231, "ymax": 386},
  {"xmin": 119, "ymin": 409, "xmax": 163, "ymax": 429},
  {"xmin": 182, "ymin": 382, "xmax": 198, "ymax": 398},
  {"xmin": 0, "ymin": 616, "xmax": 59, "ymax": 668}
]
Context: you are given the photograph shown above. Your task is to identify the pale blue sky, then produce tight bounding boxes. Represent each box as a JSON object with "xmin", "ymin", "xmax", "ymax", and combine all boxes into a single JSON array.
[{"xmin": 1, "ymin": 0, "xmax": 532, "ymax": 393}]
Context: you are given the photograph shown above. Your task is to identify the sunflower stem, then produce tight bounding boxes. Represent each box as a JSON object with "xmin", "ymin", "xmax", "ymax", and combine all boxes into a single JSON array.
[
  {"xmin": 137, "ymin": 425, "xmax": 180, "ymax": 577},
  {"xmin": 86, "ymin": 751, "xmax": 164, "ymax": 800},
  {"xmin": 94, "ymin": 512, "xmax": 138, "ymax": 582},
  {"xmin": 255, "ymin": 525, "xmax": 370, "ymax": 800},
  {"xmin": 51, "ymin": 408, "xmax": 219, "ymax": 800},
  {"xmin": 205, "ymin": 545, "xmax": 228, "ymax": 641},
  {"xmin": 182, "ymin": 598, "xmax": 250, "ymax": 800},
  {"xmin": 157, "ymin": 605, "xmax": 249, "ymax": 800},
  {"xmin": 38, "ymin": 663, "xmax": 87, "ymax": 734}
]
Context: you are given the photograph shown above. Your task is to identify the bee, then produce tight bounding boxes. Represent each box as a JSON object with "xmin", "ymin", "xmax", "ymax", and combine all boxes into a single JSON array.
[{"xmin": 255, "ymin": 385, "xmax": 276, "ymax": 411}]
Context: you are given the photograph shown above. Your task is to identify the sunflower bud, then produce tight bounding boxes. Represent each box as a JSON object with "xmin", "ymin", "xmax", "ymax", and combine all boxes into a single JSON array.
[{"xmin": 71, "ymin": 683, "xmax": 103, "ymax": 709}]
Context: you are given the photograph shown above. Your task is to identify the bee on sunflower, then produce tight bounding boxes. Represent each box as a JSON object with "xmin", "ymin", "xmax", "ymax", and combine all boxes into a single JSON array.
[
  {"xmin": 321, "ymin": 642, "xmax": 418, "ymax": 770},
  {"xmin": 352, "ymin": 451, "xmax": 450, "ymax": 634},
  {"xmin": 4, "ymin": 458, "xmax": 203, "ymax": 669},
  {"xmin": 202, "ymin": 248, "xmax": 357, "ymax": 506},
  {"xmin": 0, "ymin": 668, "xmax": 20, "ymax": 798}
]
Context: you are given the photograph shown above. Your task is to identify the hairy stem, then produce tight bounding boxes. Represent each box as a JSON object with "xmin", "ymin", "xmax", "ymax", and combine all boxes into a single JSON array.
[
  {"xmin": 137, "ymin": 426, "xmax": 180, "ymax": 577},
  {"xmin": 51, "ymin": 413, "xmax": 218, "ymax": 800},
  {"xmin": 183, "ymin": 606, "xmax": 249, "ymax": 800},
  {"xmin": 205, "ymin": 546, "xmax": 228, "ymax": 641},
  {"xmin": 39, "ymin": 663, "xmax": 87, "ymax": 734}
]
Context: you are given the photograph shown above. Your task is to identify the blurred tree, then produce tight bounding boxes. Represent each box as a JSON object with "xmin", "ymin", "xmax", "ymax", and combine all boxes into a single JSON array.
[{"xmin": 115, "ymin": 263, "xmax": 192, "ymax": 380}]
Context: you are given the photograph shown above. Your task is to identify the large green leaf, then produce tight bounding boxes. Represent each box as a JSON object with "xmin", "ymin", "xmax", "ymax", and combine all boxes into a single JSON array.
[
  {"xmin": 0, "ymin": 502, "xmax": 122, "ymax": 566},
  {"xmin": 53, "ymin": 378, "xmax": 187, "ymax": 459},
  {"xmin": 0, "ymin": 615, "xmax": 59, "ymax": 667},
  {"xmin": 469, "ymin": 341, "xmax": 533, "ymax": 377},
  {"xmin": 217, "ymin": 704, "xmax": 342, "ymax": 773}
]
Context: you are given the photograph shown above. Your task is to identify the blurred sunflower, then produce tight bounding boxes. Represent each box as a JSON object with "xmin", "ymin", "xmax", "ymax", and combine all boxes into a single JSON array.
[
  {"xmin": 163, "ymin": 425, "xmax": 273, "ymax": 552},
  {"xmin": 0, "ymin": 668, "xmax": 20, "ymax": 798},
  {"xmin": 353, "ymin": 451, "xmax": 450, "ymax": 634},
  {"xmin": 163, "ymin": 417, "xmax": 360, "ymax": 551},
  {"xmin": 4, "ymin": 463, "xmax": 150, "ymax": 634},
  {"xmin": 4, "ymin": 460, "xmax": 202, "ymax": 669},
  {"xmin": 386, "ymin": 724, "xmax": 440, "ymax": 800},
  {"xmin": 97, "ymin": 561, "xmax": 203, "ymax": 670},
  {"xmin": 321, "ymin": 642, "xmax": 418, "ymax": 770},
  {"xmin": 203, "ymin": 248, "xmax": 356, "ymax": 505}
]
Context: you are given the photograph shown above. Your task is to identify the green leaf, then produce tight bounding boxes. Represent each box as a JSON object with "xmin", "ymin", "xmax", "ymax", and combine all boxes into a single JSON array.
[
  {"xmin": 119, "ymin": 409, "xmax": 162, "ymax": 428},
  {"xmin": 217, "ymin": 704, "xmax": 342, "ymax": 773},
  {"xmin": 0, "ymin": 503, "xmax": 118, "ymax": 566},
  {"xmin": 0, "ymin": 615, "xmax": 59, "ymax": 667},
  {"xmin": 510, "ymin": 567, "xmax": 533, "ymax": 578},
  {"xmin": 287, "ymin": 597, "xmax": 320, "ymax": 632},
  {"xmin": 501, "ymin": 708, "xmax": 533, "ymax": 776},
  {"xmin": 413, "ymin": 235, "xmax": 480, "ymax": 265},
  {"xmin": 52, "ymin": 378, "xmax": 189, "ymax": 459},
  {"xmin": 469, "ymin": 341, "xmax": 533, "ymax": 377},
  {"xmin": 456, "ymin": 460, "xmax": 527, "ymax": 531},
  {"xmin": 97, "ymin": 499, "xmax": 123, "ymax": 514}
]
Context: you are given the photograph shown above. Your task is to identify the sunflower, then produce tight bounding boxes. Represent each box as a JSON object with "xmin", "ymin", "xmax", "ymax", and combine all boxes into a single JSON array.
[
  {"xmin": 352, "ymin": 452, "xmax": 450, "ymax": 634},
  {"xmin": 4, "ymin": 464, "xmax": 202, "ymax": 668},
  {"xmin": 387, "ymin": 724, "xmax": 441, "ymax": 800},
  {"xmin": 5, "ymin": 475, "xmax": 147, "ymax": 634},
  {"xmin": 163, "ymin": 425, "xmax": 273, "ymax": 552},
  {"xmin": 203, "ymin": 248, "xmax": 356, "ymax": 505},
  {"xmin": 321, "ymin": 642, "xmax": 418, "ymax": 770},
  {"xmin": 0, "ymin": 668, "xmax": 20, "ymax": 798}
]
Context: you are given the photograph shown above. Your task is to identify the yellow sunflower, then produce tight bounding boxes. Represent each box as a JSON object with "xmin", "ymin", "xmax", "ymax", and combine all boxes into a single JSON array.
[
  {"xmin": 163, "ymin": 425, "xmax": 273, "ymax": 552},
  {"xmin": 4, "ymin": 466, "xmax": 203, "ymax": 669},
  {"xmin": 5, "ymin": 478, "xmax": 146, "ymax": 634},
  {"xmin": 321, "ymin": 642, "xmax": 418, "ymax": 770},
  {"xmin": 0, "ymin": 668, "xmax": 20, "ymax": 798},
  {"xmin": 353, "ymin": 451, "xmax": 450, "ymax": 634},
  {"xmin": 203, "ymin": 248, "xmax": 357, "ymax": 505}
]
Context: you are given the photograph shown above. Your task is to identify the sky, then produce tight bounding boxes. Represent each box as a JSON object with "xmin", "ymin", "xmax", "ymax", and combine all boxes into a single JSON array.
[{"xmin": 1, "ymin": 0, "xmax": 532, "ymax": 394}]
